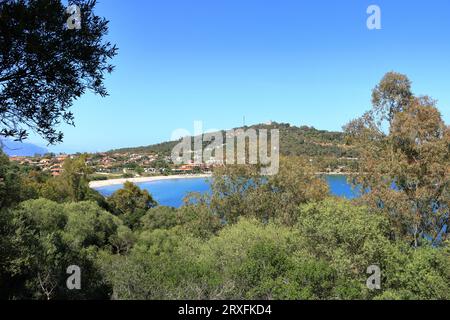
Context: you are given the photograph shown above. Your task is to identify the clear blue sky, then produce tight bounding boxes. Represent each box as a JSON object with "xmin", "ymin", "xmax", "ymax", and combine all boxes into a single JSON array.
[{"xmin": 39, "ymin": 0, "xmax": 450, "ymax": 153}]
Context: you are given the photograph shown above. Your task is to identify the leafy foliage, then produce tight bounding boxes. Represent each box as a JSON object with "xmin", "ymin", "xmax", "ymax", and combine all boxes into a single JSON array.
[
  {"xmin": 107, "ymin": 182, "xmax": 157, "ymax": 229},
  {"xmin": 207, "ymin": 156, "xmax": 328, "ymax": 225},
  {"xmin": 0, "ymin": 198, "xmax": 123, "ymax": 299},
  {"xmin": 0, "ymin": 0, "xmax": 117, "ymax": 143},
  {"xmin": 344, "ymin": 73, "xmax": 450, "ymax": 246}
]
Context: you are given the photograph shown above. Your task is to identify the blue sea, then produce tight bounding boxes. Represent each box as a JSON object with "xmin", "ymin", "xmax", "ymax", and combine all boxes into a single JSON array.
[{"xmin": 95, "ymin": 175, "xmax": 360, "ymax": 208}]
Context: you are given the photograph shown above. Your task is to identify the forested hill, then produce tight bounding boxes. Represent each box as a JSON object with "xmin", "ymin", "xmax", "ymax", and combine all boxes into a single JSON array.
[{"xmin": 110, "ymin": 122, "xmax": 357, "ymax": 158}]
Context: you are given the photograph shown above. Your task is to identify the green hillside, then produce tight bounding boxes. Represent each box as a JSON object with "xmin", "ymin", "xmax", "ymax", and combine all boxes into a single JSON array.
[{"xmin": 110, "ymin": 122, "xmax": 357, "ymax": 158}]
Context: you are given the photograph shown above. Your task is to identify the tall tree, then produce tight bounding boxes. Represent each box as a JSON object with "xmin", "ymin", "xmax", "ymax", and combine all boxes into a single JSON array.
[
  {"xmin": 0, "ymin": 0, "xmax": 117, "ymax": 143},
  {"xmin": 371, "ymin": 71, "xmax": 413, "ymax": 124},
  {"xmin": 344, "ymin": 73, "xmax": 450, "ymax": 246},
  {"xmin": 60, "ymin": 154, "xmax": 92, "ymax": 201}
]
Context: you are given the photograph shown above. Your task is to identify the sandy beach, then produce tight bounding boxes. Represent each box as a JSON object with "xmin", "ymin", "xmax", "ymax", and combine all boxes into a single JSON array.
[{"xmin": 89, "ymin": 173, "xmax": 212, "ymax": 188}]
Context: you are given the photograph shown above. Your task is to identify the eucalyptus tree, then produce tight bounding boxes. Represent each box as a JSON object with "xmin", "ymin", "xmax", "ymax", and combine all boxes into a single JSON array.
[{"xmin": 344, "ymin": 73, "xmax": 450, "ymax": 246}]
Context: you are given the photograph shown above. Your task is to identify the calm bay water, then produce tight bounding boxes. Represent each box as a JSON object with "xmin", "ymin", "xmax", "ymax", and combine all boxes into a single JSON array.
[{"xmin": 95, "ymin": 175, "xmax": 360, "ymax": 208}]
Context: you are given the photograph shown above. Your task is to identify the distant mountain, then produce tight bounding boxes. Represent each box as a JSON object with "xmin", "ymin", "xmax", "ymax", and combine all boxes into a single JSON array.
[
  {"xmin": 0, "ymin": 139, "xmax": 48, "ymax": 157},
  {"xmin": 109, "ymin": 122, "xmax": 358, "ymax": 158}
]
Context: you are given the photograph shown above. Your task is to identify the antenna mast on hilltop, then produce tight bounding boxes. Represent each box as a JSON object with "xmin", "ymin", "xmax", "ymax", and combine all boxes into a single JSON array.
[{"xmin": 243, "ymin": 116, "xmax": 246, "ymax": 127}]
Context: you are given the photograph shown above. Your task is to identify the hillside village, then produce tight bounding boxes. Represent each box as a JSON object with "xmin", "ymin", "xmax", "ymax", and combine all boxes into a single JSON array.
[
  {"xmin": 8, "ymin": 151, "xmax": 219, "ymax": 179},
  {"xmin": 7, "ymin": 123, "xmax": 359, "ymax": 178},
  {"xmin": 8, "ymin": 151, "xmax": 357, "ymax": 180}
]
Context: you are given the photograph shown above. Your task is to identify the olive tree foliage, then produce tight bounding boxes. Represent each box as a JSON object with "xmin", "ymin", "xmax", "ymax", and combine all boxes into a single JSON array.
[
  {"xmin": 344, "ymin": 72, "xmax": 450, "ymax": 246},
  {"xmin": 0, "ymin": 0, "xmax": 117, "ymax": 143}
]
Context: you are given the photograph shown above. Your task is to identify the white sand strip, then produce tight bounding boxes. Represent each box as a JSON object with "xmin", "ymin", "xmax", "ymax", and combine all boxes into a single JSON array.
[{"xmin": 89, "ymin": 173, "xmax": 212, "ymax": 188}]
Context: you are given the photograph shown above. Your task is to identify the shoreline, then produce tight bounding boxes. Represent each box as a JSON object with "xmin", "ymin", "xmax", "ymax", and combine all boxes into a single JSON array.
[
  {"xmin": 89, "ymin": 172, "xmax": 356, "ymax": 189},
  {"xmin": 89, "ymin": 173, "xmax": 212, "ymax": 188},
  {"xmin": 315, "ymin": 172, "xmax": 357, "ymax": 176}
]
